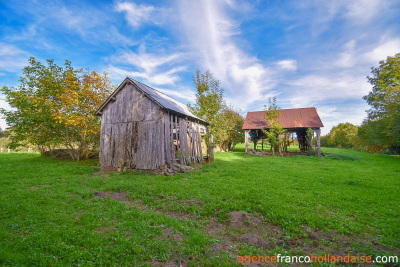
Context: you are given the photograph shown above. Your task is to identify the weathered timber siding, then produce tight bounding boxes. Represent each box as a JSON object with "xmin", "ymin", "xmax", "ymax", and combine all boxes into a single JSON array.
[{"xmin": 99, "ymin": 83, "xmax": 206, "ymax": 171}]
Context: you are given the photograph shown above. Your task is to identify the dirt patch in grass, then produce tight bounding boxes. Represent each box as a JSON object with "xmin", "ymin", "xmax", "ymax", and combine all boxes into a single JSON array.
[
  {"xmin": 93, "ymin": 191, "xmax": 197, "ymax": 221},
  {"xmin": 212, "ymin": 211, "xmax": 284, "ymax": 252},
  {"xmin": 92, "ymin": 192, "xmax": 398, "ymax": 257},
  {"xmin": 207, "ymin": 211, "xmax": 398, "ymax": 257},
  {"xmin": 94, "ymin": 191, "xmax": 128, "ymax": 202},
  {"xmin": 146, "ymin": 259, "xmax": 188, "ymax": 267},
  {"xmin": 96, "ymin": 226, "xmax": 115, "ymax": 234},
  {"xmin": 161, "ymin": 227, "xmax": 184, "ymax": 242}
]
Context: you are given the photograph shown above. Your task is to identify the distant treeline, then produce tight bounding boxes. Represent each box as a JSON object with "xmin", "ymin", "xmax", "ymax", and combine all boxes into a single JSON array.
[
  {"xmin": 321, "ymin": 53, "xmax": 400, "ymax": 155},
  {"xmin": 321, "ymin": 122, "xmax": 400, "ymax": 154}
]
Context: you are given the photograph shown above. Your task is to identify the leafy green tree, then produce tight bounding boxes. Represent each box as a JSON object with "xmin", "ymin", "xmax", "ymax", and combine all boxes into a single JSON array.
[
  {"xmin": 219, "ymin": 106, "xmax": 244, "ymax": 150},
  {"xmin": 358, "ymin": 116, "xmax": 400, "ymax": 153},
  {"xmin": 190, "ymin": 69, "xmax": 245, "ymax": 152},
  {"xmin": 0, "ymin": 57, "xmax": 113, "ymax": 160},
  {"xmin": 190, "ymin": 70, "xmax": 224, "ymax": 154},
  {"xmin": 364, "ymin": 53, "xmax": 400, "ymax": 119},
  {"xmin": 261, "ymin": 97, "xmax": 286, "ymax": 155},
  {"xmin": 190, "ymin": 69, "xmax": 224, "ymax": 124},
  {"xmin": 327, "ymin": 123, "xmax": 360, "ymax": 148},
  {"xmin": 360, "ymin": 53, "xmax": 400, "ymax": 153}
]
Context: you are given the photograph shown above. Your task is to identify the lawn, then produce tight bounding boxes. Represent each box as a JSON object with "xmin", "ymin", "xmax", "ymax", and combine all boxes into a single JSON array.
[{"xmin": 0, "ymin": 146, "xmax": 399, "ymax": 266}]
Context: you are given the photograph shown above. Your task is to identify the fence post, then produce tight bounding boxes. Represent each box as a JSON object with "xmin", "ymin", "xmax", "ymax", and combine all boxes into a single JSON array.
[{"xmin": 8, "ymin": 146, "xmax": 10, "ymax": 153}]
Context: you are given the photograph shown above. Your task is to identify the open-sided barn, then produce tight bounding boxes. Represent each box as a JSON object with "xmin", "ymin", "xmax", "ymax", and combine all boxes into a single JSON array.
[
  {"xmin": 95, "ymin": 77, "xmax": 211, "ymax": 171},
  {"xmin": 242, "ymin": 107, "xmax": 324, "ymax": 155}
]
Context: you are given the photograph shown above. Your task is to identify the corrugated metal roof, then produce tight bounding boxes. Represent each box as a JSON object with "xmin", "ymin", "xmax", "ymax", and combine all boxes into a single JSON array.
[
  {"xmin": 242, "ymin": 107, "xmax": 323, "ymax": 130},
  {"xmin": 95, "ymin": 77, "xmax": 207, "ymax": 124}
]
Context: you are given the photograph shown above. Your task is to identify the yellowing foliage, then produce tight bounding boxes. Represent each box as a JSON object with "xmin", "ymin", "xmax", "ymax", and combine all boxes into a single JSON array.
[{"xmin": 0, "ymin": 57, "xmax": 114, "ymax": 160}]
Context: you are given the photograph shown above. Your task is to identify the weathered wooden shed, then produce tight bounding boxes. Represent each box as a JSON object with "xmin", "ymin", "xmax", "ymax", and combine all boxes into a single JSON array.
[{"xmin": 95, "ymin": 77, "xmax": 210, "ymax": 171}]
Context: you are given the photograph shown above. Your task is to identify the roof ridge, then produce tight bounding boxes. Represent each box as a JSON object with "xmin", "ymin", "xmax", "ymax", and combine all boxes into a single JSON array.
[
  {"xmin": 248, "ymin": 107, "xmax": 317, "ymax": 113},
  {"xmin": 127, "ymin": 77, "xmax": 185, "ymax": 105},
  {"xmin": 124, "ymin": 77, "xmax": 206, "ymax": 123}
]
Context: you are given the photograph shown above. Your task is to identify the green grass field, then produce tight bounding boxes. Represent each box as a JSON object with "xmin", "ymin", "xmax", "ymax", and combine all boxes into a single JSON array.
[{"xmin": 0, "ymin": 145, "xmax": 399, "ymax": 266}]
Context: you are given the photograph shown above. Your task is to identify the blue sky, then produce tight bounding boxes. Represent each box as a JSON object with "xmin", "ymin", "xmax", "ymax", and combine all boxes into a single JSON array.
[{"xmin": 1, "ymin": 0, "xmax": 399, "ymax": 134}]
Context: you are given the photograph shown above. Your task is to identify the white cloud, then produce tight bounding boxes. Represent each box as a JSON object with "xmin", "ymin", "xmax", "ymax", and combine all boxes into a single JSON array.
[
  {"xmin": 344, "ymin": 0, "xmax": 383, "ymax": 23},
  {"xmin": 115, "ymin": 2, "xmax": 165, "ymax": 28},
  {"xmin": 6, "ymin": 2, "xmax": 136, "ymax": 47},
  {"xmin": 107, "ymin": 47, "xmax": 187, "ymax": 85},
  {"xmin": 0, "ymin": 43, "xmax": 29, "ymax": 72},
  {"xmin": 156, "ymin": 87, "xmax": 196, "ymax": 104},
  {"xmin": 287, "ymin": 73, "xmax": 371, "ymax": 108},
  {"xmin": 276, "ymin": 60, "xmax": 297, "ymax": 71},
  {"xmin": 105, "ymin": 66, "xmax": 196, "ymax": 105},
  {"xmin": 176, "ymin": 0, "xmax": 275, "ymax": 110},
  {"xmin": 363, "ymin": 38, "xmax": 400, "ymax": 64},
  {"xmin": 316, "ymin": 104, "xmax": 368, "ymax": 135},
  {"xmin": 335, "ymin": 40, "xmax": 357, "ymax": 68}
]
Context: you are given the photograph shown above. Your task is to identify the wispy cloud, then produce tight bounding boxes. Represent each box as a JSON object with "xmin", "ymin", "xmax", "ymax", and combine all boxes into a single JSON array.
[
  {"xmin": 3, "ymin": 1, "xmax": 135, "ymax": 47},
  {"xmin": 287, "ymin": 73, "xmax": 371, "ymax": 107},
  {"xmin": 0, "ymin": 43, "xmax": 30, "ymax": 72},
  {"xmin": 363, "ymin": 37, "xmax": 400, "ymax": 64},
  {"xmin": 115, "ymin": 2, "xmax": 165, "ymax": 28},
  {"xmin": 156, "ymin": 87, "xmax": 196, "ymax": 104},
  {"xmin": 344, "ymin": 0, "xmax": 384, "ymax": 23},
  {"xmin": 276, "ymin": 60, "xmax": 297, "ymax": 71},
  {"xmin": 176, "ymin": 0, "xmax": 276, "ymax": 109},
  {"xmin": 107, "ymin": 46, "xmax": 187, "ymax": 85}
]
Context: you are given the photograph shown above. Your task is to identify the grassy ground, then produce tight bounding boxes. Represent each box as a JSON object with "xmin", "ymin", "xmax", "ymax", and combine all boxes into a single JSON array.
[{"xmin": 0, "ymin": 146, "xmax": 399, "ymax": 266}]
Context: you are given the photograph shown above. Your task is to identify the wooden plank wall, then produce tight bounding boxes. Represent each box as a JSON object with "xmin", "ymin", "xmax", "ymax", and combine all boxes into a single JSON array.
[{"xmin": 99, "ymin": 83, "xmax": 205, "ymax": 171}]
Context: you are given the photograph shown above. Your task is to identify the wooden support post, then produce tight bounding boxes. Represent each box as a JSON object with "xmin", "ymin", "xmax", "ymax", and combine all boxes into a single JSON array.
[
  {"xmin": 261, "ymin": 136, "xmax": 263, "ymax": 151},
  {"xmin": 254, "ymin": 130, "xmax": 257, "ymax": 151},
  {"xmin": 208, "ymin": 133, "xmax": 214, "ymax": 162},
  {"xmin": 278, "ymin": 135, "xmax": 282, "ymax": 154},
  {"xmin": 316, "ymin": 128, "xmax": 321, "ymax": 156},
  {"xmin": 245, "ymin": 130, "xmax": 249, "ymax": 153}
]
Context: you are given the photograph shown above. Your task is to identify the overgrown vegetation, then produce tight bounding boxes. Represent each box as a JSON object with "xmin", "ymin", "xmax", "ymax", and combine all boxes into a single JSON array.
[
  {"xmin": 1, "ymin": 147, "xmax": 399, "ymax": 265},
  {"xmin": 260, "ymin": 97, "xmax": 287, "ymax": 155},
  {"xmin": 0, "ymin": 57, "xmax": 114, "ymax": 160}
]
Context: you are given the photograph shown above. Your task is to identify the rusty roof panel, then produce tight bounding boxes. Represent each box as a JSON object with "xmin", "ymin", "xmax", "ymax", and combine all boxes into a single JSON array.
[{"xmin": 242, "ymin": 107, "xmax": 323, "ymax": 129}]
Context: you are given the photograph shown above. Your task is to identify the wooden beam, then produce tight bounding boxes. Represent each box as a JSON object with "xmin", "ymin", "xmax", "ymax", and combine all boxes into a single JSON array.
[
  {"xmin": 209, "ymin": 133, "xmax": 214, "ymax": 161},
  {"xmin": 316, "ymin": 128, "xmax": 321, "ymax": 156},
  {"xmin": 245, "ymin": 130, "xmax": 249, "ymax": 153}
]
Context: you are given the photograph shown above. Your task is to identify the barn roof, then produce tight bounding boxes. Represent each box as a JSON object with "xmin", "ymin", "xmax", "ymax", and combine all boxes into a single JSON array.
[
  {"xmin": 95, "ymin": 77, "xmax": 207, "ymax": 124},
  {"xmin": 242, "ymin": 107, "xmax": 323, "ymax": 130}
]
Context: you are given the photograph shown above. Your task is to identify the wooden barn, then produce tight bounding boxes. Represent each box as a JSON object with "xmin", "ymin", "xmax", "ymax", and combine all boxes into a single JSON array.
[
  {"xmin": 94, "ymin": 77, "xmax": 211, "ymax": 171},
  {"xmin": 242, "ymin": 107, "xmax": 324, "ymax": 155}
]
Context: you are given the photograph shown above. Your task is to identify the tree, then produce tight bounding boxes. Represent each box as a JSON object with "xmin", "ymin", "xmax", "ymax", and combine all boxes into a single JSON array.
[
  {"xmin": 327, "ymin": 123, "xmax": 360, "ymax": 148},
  {"xmin": 364, "ymin": 53, "xmax": 400, "ymax": 119},
  {"xmin": 360, "ymin": 53, "xmax": 400, "ymax": 153},
  {"xmin": 190, "ymin": 69, "xmax": 224, "ymax": 124},
  {"xmin": 0, "ymin": 57, "xmax": 113, "ymax": 160},
  {"xmin": 261, "ymin": 97, "xmax": 286, "ymax": 155},
  {"xmin": 190, "ymin": 70, "xmax": 224, "ymax": 154},
  {"xmin": 190, "ymin": 69, "xmax": 245, "ymax": 152},
  {"xmin": 219, "ymin": 106, "xmax": 244, "ymax": 151}
]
